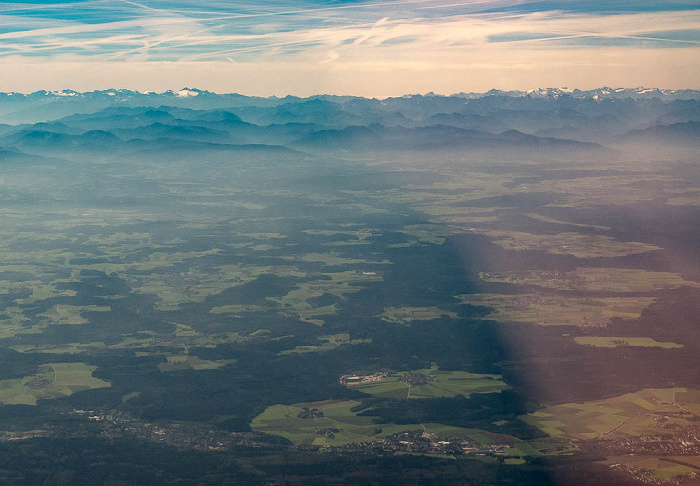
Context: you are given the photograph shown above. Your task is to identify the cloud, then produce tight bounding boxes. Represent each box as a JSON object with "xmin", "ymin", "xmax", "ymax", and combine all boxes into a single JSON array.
[{"xmin": 0, "ymin": 1, "xmax": 697, "ymax": 93}]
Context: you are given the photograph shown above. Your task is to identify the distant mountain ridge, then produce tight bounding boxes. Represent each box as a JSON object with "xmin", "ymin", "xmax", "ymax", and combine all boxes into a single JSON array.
[
  {"xmin": 619, "ymin": 121, "xmax": 700, "ymax": 144},
  {"xmin": 292, "ymin": 124, "xmax": 605, "ymax": 152},
  {"xmin": 1, "ymin": 88, "xmax": 697, "ymax": 133},
  {"xmin": 1, "ymin": 87, "xmax": 697, "ymax": 102},
  {"xmin": 0, "ymin": 90, "xmax": 697, "ymax": 156},
  {"xmin": 454, "ymin": 87, "xmax": 700, "ymax": 100}
]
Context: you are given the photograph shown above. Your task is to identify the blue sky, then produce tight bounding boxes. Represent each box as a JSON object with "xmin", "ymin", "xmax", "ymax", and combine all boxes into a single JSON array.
[{"xmin": 0, "ymin": 1, "xmax": 698, "ymax": 94}]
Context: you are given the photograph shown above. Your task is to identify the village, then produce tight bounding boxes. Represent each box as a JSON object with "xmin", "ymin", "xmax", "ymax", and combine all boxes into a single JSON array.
[
  {"xmin": 69, "ymin": 410, "xmax": 283, "ymax": 452},
  {"xmin": 333, "ymin": 430, "xmax": 509, "ymax": 457},
  {"xmin": 65, "ymin": 409, "xmax": 510, "ymax": 459}
]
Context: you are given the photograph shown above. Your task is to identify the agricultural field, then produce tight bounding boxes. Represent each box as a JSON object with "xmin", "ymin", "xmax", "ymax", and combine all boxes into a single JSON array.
[
  {"xmin": 458, "ymin": 294, "xmax": 655, "ymax": 327},
  {"xmin": 342, "ymin": 366, "xmax": 509, "ymax": 399},
  {"xmin": 522, "ymin": 213, "xmax": 610, "ymax": 230},
  {"xmin": 303, "ymin": 228, "xmax": 378, "ymax": 246},
  {"xmin": 279, "ymin": 333, "xmax": 371, "ymax": 355},
  {"xmin": 37, "ymin": 305, "xmax": 110, "ymax": 325},
  {"xmin": 470, "ymin": 230, "xmax": 662, "ymax": 258},
  {"xmin": 574, "ymin": 336, "xmax": 683, "ymax": 349},
  {"xmin": 268, "ymin": 270, "xmax": 383, "ymax": 324},
  {"xmin": 251, "ymin": 399, "xmax": 500, "ymax": 447},
  {"xmin": 0, "ymin": 363, "xmax": 110, "ymax": 406},
  {"xmin": 666, "ymin": 194, "xmax": 700, "ymax": 206},
  {"xmin": 523, "ymin": 388, "xmax": 700, "ymax": 482},
  {"xmin": 397, "ymin": 225, "xmax": 451, "ymax": 246},
  {"xmin": 523, "ymin": 174, "xmax": 677, "ymax": 207},
  {"xmin": 251, "ymin": 400, "xmax": 414, "ymax": 446},
  {"xmin": 128, "ymin": 263, "xmax": 277, "ymax": 311},
  {"xmin": 284, "ymin": 252, "xmax": 391, "ymax": 267},
  {"xmin": 379, "ymin": 306, "xmax": 457, "ymax": 324},
  {"xmin": 522, "ymin": 388, "xmax": 700, "ymax": 440},
  {"xmin": 345, "ymin": 166, "xmax": 690, "ymax": 230},
  {"xmin": 157, "ymin": 355, "xmax": 236, "ymax": 372},
  {"xmin": 347, "ymin": 174, "xmax": 519, "ymax": 214},
  {"xmin": 10, "ymin": 328, "xmax": 248, "ymax": 356},
  {"xmin": 478, "ymin": 268, "xmax": 700, "ymax": 293},
  {"xmin": 600, "ymin": 456, "xmax": 700, "ymax": 482}
]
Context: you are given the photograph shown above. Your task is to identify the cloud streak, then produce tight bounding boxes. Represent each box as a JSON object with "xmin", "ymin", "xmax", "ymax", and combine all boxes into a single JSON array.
[{"xmin": 0, "ymin": 0, "xmax": 697, "ymax": 93}]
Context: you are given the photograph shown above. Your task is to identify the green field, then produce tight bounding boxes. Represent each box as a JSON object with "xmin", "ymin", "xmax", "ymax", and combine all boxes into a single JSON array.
[
  {"xmin": 667, "ymin": 195, "xmax": 700, "ymax": 206},
  {"xmin": 157, "ymin": 355, "xmax": 237, "ymax": 372},
  {"xmin": 601, "ymin": 455, "xmax": 700, "ymax": 481},
  {"xmin": 574, "ymin": 336, "xmax": 683, "ymax": 349},
  {"xmin": 284, "ymin": 252, "xmax": 391, "ymax": 266},
  {"xmin": 459, "ymin": 293, "xmax": 655, "ymax": 327},
  {"xmin": 252, "ymin": 399, "xmax": 498, "ymax": 447},
  {"xmin": 268, "ymin": 270, "xmax": 383, "ymax": 325},
  {"xmin": 252, "ymin": 400, "xmax": 405, "ymax": 446},
  {"xmin": 523, "ymin": 174, "xmax": 668, "ymax": 208},
  {"xmin": 130, "ymin": 262, "xmax": 282, "ymax": 311},
  {"xmin": 303, "ymin": 228, "xmax": 377, "ymax": 245},
  {"xmin": 38, "ymin": 305, "xmax": 110, "ymax": 325},
  {"xmin": 523, "ymin": 213, "xmax": 610, "ymax": 230},
  {"xmin": 523, "ymin": 388, "xmax": 700, "ymax": 440},
  {"xmin": 0, "ymin": 363, "xmax": 110, "ymax": 406},
  {"xmin": 380, "ymin": 306, "xmax": 458, "ymax": 324},
  {"xmin": 343, "ymin": 366, "xmax": 509, "ymax": 399},
  {"xmin": 473, "ymin": 230, "xmax": 662, "ymax": 258},
  {"xmin": 279, "ymin": 333, "xmax": 371, "ymax": 355},
  {"xmin": 479, "ymin": 268, "xmax": 699, "ymax": 293}
]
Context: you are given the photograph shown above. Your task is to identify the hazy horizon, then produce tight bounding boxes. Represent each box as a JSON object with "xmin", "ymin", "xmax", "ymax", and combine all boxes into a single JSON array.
[
  {"xmin": 0, "ymin": 1, "xmax": 697, "ymax": 96},
  {"xmin": 1, "ymin": 85, "xmax": 697, "ymax": 98}
]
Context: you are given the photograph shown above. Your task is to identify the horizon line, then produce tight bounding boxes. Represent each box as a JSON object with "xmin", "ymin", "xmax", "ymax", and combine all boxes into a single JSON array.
[{"xmin": 2, "ymin": 86, "xmax": 697, "ymax": 99}]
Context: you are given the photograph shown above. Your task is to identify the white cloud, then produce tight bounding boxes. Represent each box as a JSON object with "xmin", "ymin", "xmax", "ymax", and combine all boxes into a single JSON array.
[{"xmin": 0, "ymin": 1, "xmax": 697, "ymax": 93}]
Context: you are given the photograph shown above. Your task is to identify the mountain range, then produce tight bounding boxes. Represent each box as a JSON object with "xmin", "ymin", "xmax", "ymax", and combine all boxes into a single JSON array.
[{"xmin": 0, "ymin": 89, "xmax": 697, "ymax": 162}]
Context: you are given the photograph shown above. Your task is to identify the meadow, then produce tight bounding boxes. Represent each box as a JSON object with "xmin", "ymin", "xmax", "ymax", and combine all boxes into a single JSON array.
[
  {"xmin": 459, "ymin": 294, "xmax": 655, "ymax": 327},
  {"xmin": 252, "ymin": 399, "xmax": 519, "ymax": 450},
  {"xmin": 343, "ymin": 366, "xmax": 510, "ymax": 399},
  {"xmin": 0, "ymin": 362, "xmax": 110, "ymax": 405},
  {"xmin": 523, "ymin": 388, "xmax": 700, "ymax": 440}
]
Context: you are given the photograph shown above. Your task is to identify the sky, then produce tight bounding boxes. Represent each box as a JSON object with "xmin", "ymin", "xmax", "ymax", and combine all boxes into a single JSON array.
[{"xmin": 0, "ymin": 0, "xmax": 698, "ymax": 96}]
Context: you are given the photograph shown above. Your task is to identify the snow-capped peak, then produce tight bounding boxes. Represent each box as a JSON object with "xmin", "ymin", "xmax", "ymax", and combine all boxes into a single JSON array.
[
  {"xmin": 175, "ymin": 88, "xmax": 200, "ymax": 98},
  {"xmin": 51, "ymin": 90, "xmax": 79, "ymax": 97}
]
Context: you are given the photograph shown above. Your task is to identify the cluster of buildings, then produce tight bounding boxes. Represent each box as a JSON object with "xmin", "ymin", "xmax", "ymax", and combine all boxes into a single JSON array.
[
  {"xmin": 609, "ymin": 463, "xmax": 698, "ymax": 486},
  {"xmin": 594, "ymin": 425, "xmax": 700, "ymax": 456},
  {"xmin": 334, "ymin": 430, "xmax": 508, "ymax": 457},
  {"xmin": 340, "ymin": 372, "xmax": 388, "ymax": 386},
  {"xmin": 70, "ymin": 409, "xmax": 281, "ymax": 451}
]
